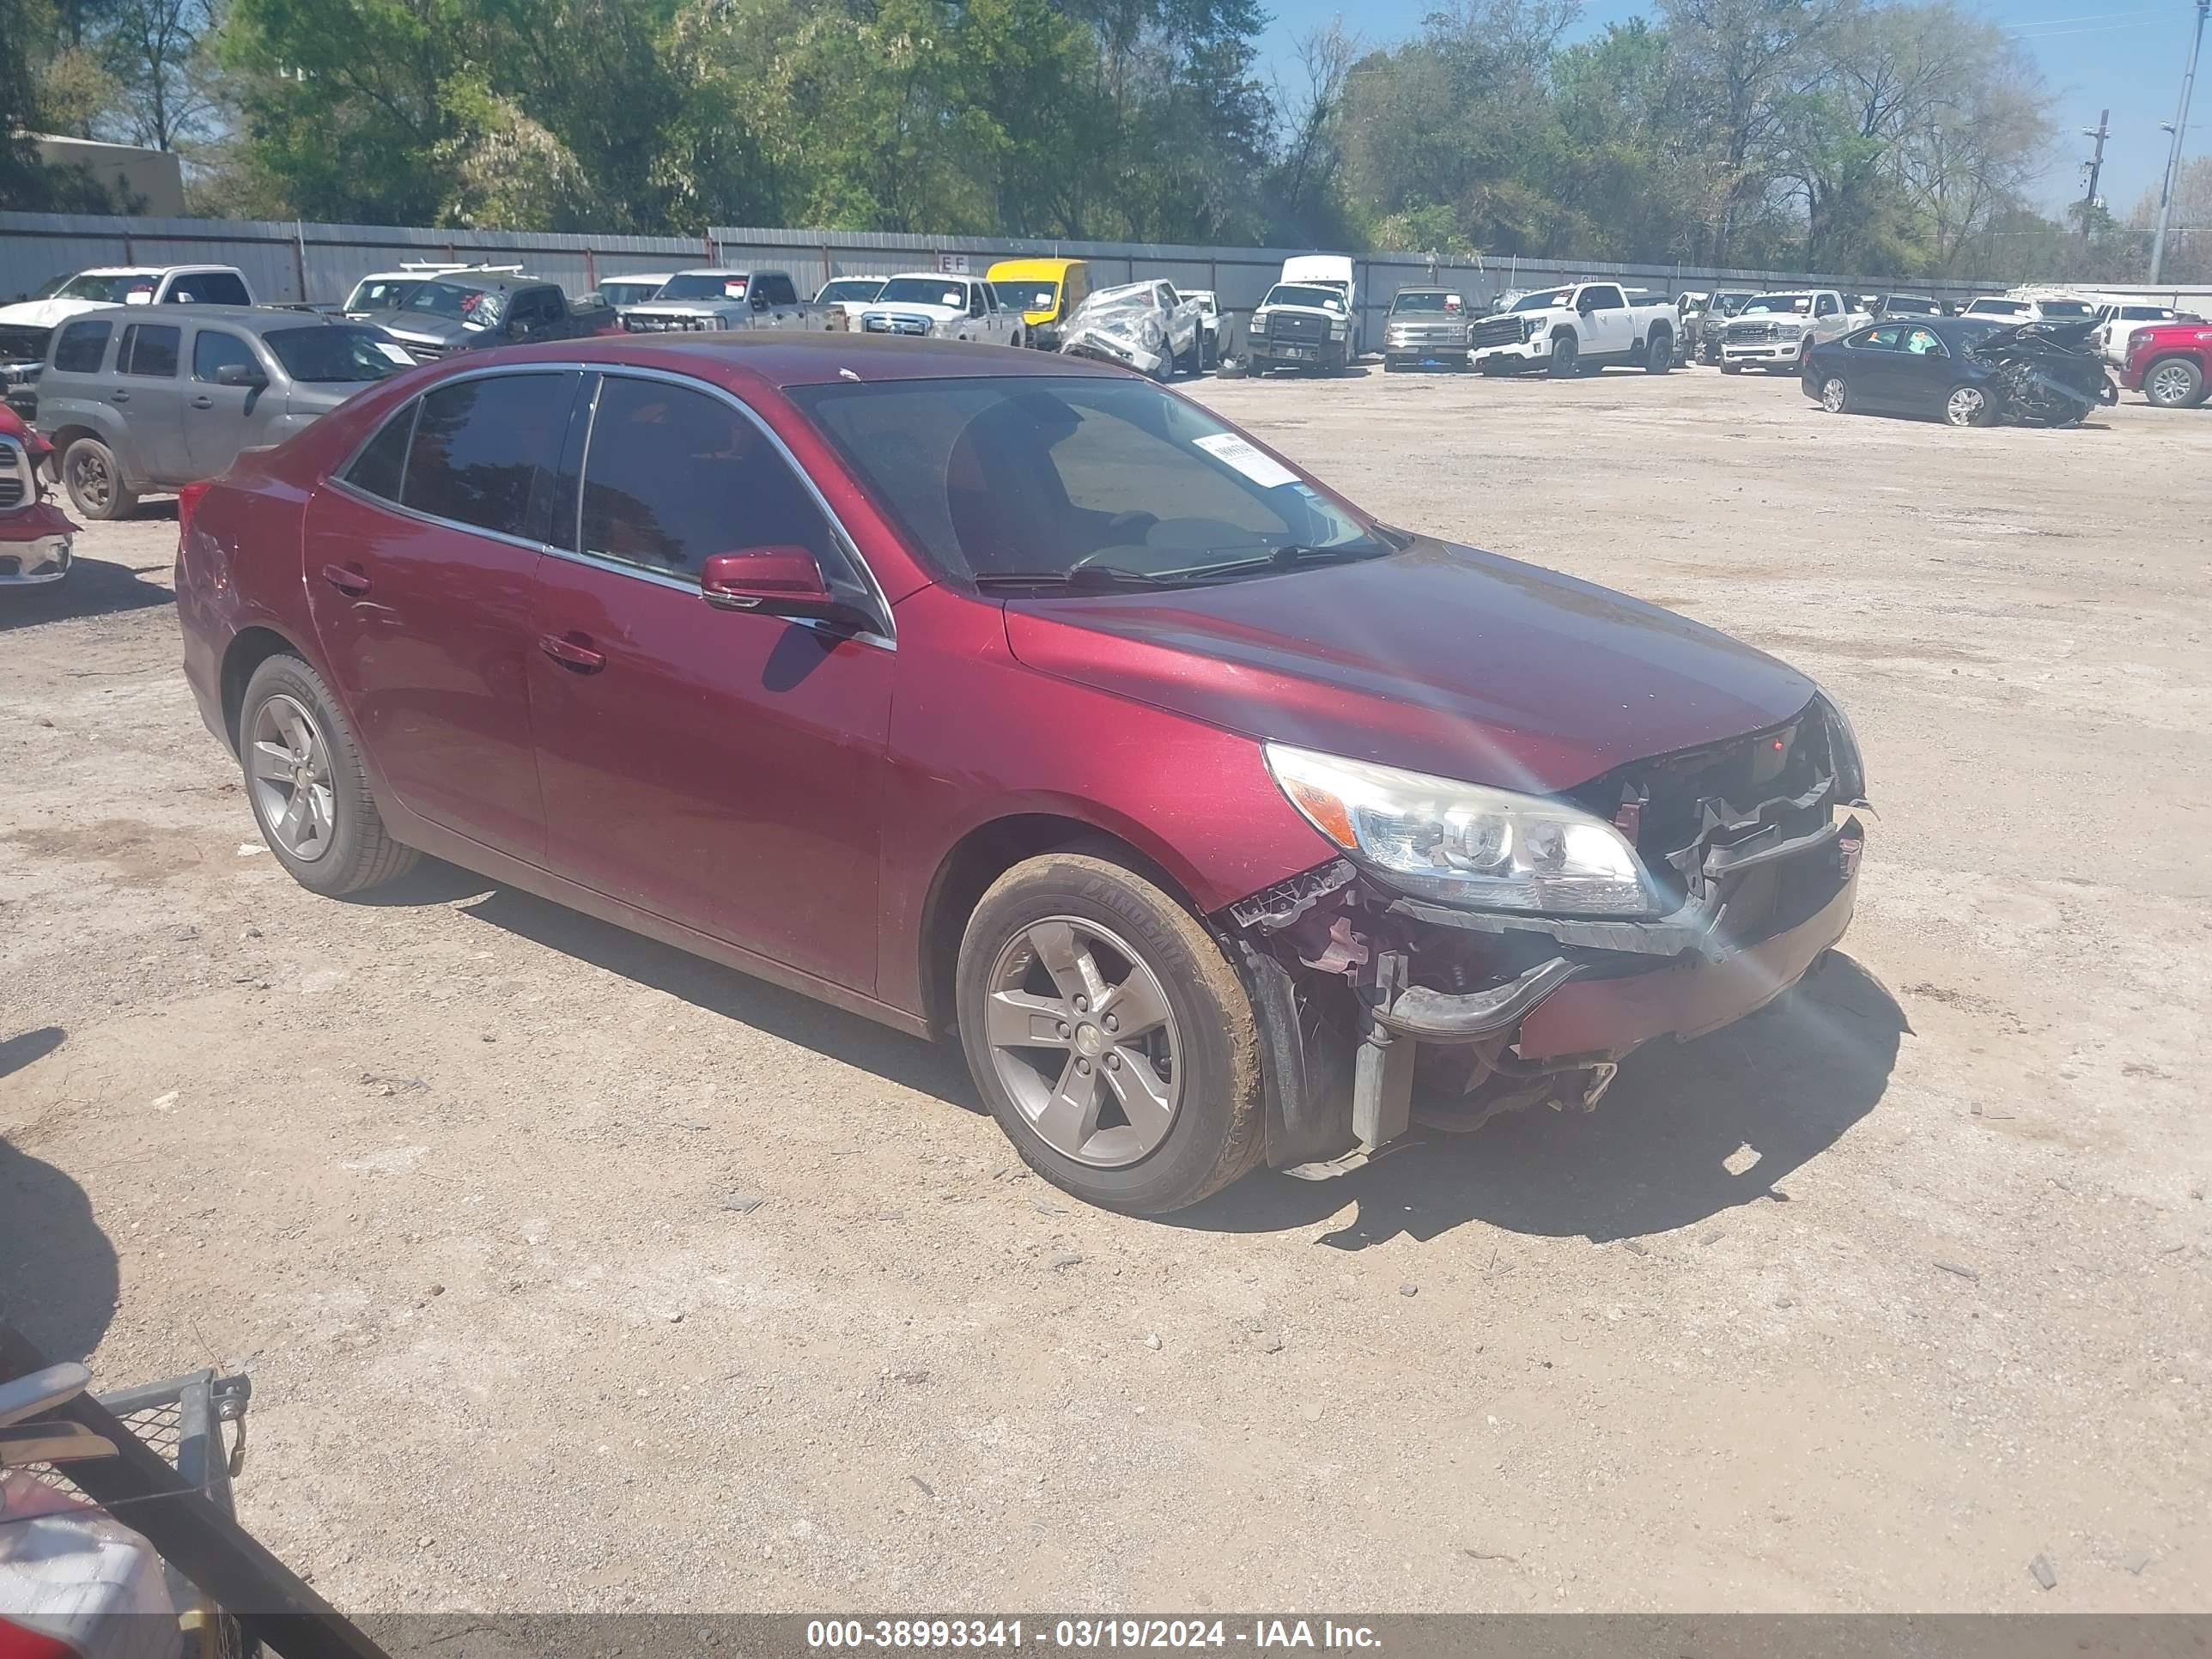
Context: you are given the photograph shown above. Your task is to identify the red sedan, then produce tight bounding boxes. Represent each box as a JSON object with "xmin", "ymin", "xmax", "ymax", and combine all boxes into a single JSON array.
[{"xmin": 176, "ymin": 336, "xmax": 1866, "ymax": 1212}]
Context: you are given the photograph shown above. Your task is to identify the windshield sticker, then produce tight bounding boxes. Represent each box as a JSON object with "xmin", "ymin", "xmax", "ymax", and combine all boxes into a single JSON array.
[
  {"xmin": 725, "ymin": 279, "xmax": 748, "ymax": 296},
  {"xmin": 374, "ymin": 342, "xmax": 416, "ymax": 365},
  {"xmin": 1194, "ymin": 433, "xmax": 1298, "ymax": 489}
]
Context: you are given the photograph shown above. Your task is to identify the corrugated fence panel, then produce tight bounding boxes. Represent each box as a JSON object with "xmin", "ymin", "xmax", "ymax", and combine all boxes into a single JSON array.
[{"xmin": 3, "ymin": 210, "xmax": 2014, "ymax": 323}]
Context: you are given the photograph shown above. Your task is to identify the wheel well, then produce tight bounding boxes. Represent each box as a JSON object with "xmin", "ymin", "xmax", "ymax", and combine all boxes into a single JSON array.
[
  {"xmin": 46, "ymin": 424, "xmax": 99, "ymax": 459},
  {"xmin": 219, "ymin": 626, "xmax": 300, "ymax": 753},
  {"xmin": 916, "ymin": 814, "xmax": 1183, "ymax": 1036}
]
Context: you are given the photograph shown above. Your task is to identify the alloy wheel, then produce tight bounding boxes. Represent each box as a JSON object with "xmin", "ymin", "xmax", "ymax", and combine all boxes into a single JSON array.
[
  {"xmin": 68, "ymin": 449, "xmax": 111, "ymax": 512},
  {"xmin": 981, "ymin": 915, "xmax": 1182, "ymax": 1168},
  {"xmin": 1820, "ymin": 376, "xmax": 1848, "ymax": 413},
  {"xmin": 247, "ymin": 693, "xmax": 337, "ymax": 861},
  {"xmin": 2148, "ymin": 362, "xmax": 2196, "ymax": 406},
  {"xmin": 1945, "ymin": 386, "xmax": 1988, "ymax": 427}
]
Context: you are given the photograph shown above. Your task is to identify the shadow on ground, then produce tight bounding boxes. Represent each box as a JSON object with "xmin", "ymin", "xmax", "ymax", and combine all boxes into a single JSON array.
[
  {"xmin": 0, "ymin": 1026, "xmax": 122, "ymax": 1361},
  {"xmin": 454, "ymin": 882, "xmax": 977, "ymax": 1110},
  {"xmin": 1176, "ymin": 951, "xmax": 1908, "ymax": 1247},
  {"xmin": 0, "ymin": 545, "xmax": 175, "ymax": 634}
]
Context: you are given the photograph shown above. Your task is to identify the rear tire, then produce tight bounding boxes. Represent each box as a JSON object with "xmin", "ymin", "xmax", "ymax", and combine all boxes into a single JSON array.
[
  {"xmin": 2143, "ymin": 355, "xmax": 2204, "ymax": 409},
  {"xmin": 62, "ymin": 436, "xmax": 137, "ymax": 521},
  {"xmin": 1645, "ymin": 331, "xmax": 1674, "ymax": 373},
  {"xmin": 238, "ymin": 654, "xmax": 419, "ymax": 897},
  {"xmin": 956, "ymin": 848, "xmax": 1264, "ymax": 1214}
]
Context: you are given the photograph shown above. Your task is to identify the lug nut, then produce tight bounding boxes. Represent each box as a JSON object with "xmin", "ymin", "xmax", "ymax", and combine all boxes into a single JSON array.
[
  {"xmin": 1076, "ymin": 1059, "xmax": 1091, "ymax": 1074},
  {"xmin": 1057, "ymin": 1023, "xmax": 1071, "ymax": 1039},
  {"xmin": 1107, "ymin": 1054, "xmax": 1121, "ymax": 1071},
  {"xmin": 1103, "ymin": 1015, "xmax": 1118, "ymax": 1032},
  {"xmin": 1074, "ymin": 996, "xmax": 1089, "ymax": 1012}
]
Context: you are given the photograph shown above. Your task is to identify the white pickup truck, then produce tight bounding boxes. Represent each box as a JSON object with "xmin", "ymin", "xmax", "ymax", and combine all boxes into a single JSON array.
[
  {"xmin": 1468, "ymin": 282, "xmax": 1678, "ymax": 377},
  {"xmin": 1717, "ymin": 289, "xmax": 1866, "ymax": 374},
  {"xmin": 858, "ymin": 272, "xmax": 1024, "ymax": 346}
]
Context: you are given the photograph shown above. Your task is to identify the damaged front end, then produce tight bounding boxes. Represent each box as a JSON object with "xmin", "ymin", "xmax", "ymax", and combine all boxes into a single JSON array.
[
  {"xmin": 0, "ymin": 427, "xmax": 77, "ymax": 585},
  {"xmin": 1217, "ymin": 697, "xmax": 1869, "ymax": 1176},
  {"xmin": 1058, "ymin": 293, "xmax": 1172, "ymax": 378},
  {"xmin": 1968, "ymin": 319, "xmax": 2118, "ymax": 426}
]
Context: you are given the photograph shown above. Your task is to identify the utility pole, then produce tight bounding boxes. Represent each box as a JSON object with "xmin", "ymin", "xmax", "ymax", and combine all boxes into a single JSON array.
[
  {"xmin": 2079, "ymin": 109, "xmax": 2110, "ymax": 239},
  {"xmin": 2151, "ymin": 0, "xmax": 2210, "ymax": 284}
]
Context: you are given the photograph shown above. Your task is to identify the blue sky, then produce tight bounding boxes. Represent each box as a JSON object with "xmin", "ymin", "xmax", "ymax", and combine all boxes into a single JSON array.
[{"xmin": 1253, "ymin": 1, "xmax": 2201, "ymax": 219}]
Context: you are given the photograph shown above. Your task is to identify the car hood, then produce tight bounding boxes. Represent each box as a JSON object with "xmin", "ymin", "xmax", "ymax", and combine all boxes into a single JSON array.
[
  {"xmin": 1000, "ymin": 539, "xmax": 1817, "ymax": 793},
  {"xmin": 627, "ymin": 299, "xmax": 741, "ymax": 317},
  {"xmin": 352, "ymin": 310, "xmax": 479, "ymax": 348},
  {"xmin": 0, "ymin": 297, "xmax": 101, "ymax": 331}
]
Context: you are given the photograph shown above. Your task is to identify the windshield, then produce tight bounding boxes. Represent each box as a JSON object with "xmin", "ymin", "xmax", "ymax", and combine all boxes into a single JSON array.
[
  {"xmin": 1966, "ymin": 299, "xmax": 2025, "ymax": 315},
  {"xmin": 59, "ymin": 272, "xmax": 158, "ymax": 304},
  {"xmin": 264, "ymin": 325, "xmax": 411, "ymax": 383},
  {"xmin": 879, "ymin": 276, "xmax": 967, "ymax": 307},
  {"xmin": 1714, "ymin": 292, "xmax": 1756, "ymax": 314},
  {"xmin": 1957, "ymin": 320, "xmax": 2014, "ymax": 348},
  {"xmin": 2038, "ymin": 300, "xmax": 2097, "ymax": 319},
  {"xmin": 1510, "ymin": 289, "xmax": 1572, "ymax": 313},
  {"xmin": 1265, "ymin": 284, "xmax": 1344, "ymax": 311},
  {"xmin": 817, "ymin": 279, "xmax": 883, "ymax": 304},
  {"xmin": 600, "ymin": 279, "xmax": 667, "ymax": 306},
  {"xmin": 344, "ymin": 277, "xmax": 425, "ymax": 312},
  {"xmin": 1188, "ymin": 292, "xmax": 1217, "ymax": 313},
  {"xmin": 1885, "ymin": 296, "xmax": 1940, "ymax": 313},
  {"xmin": 403, "ymin": 282, "xmax": 503, "ymax": 325},
  {"xmin": 659, "ymin": 273, "xmax": 747, "ymax": 301},
  {"xmin": 995, "ymin": 283, "xmax": 1059, "ymax": 312},
  {"xmin": 32, "ymin": 273, "xmax": 71, "ymax": 300},
  {"xmin": 1390, "ymin": 292, "xmax": 1458, "ymax": 313},
  {"xmin": 1743, "ymin": 295, "xmax": 1813, "ymax": 315},
  {"xmin": 790, "ymin": 375, "xmax": 1395, "ymax": 588}
]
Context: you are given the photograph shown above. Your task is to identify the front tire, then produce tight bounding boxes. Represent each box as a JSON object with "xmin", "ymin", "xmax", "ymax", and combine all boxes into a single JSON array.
[
  {"xmin": 1548, "ymin": 335, "xmax": 1579, "ymax": 379},
  {"xmin": 62, "ymin": 436, "xmax": 137, "ymax": 521},
  {"xmin": 238, "ymin": 654, "xmax": 419, "ymax": 896},
  {"xmin": 1720, "ymin": 359, "xmax": 1741, "ymax": 375},
  {"xmin": 1943, "ymin": 383, "xmax": 1996, "ymax": 427},
  {"xmin": 955, "ymin": 849, "xmax": 1263, "ymax": 1214},
  {"xmin": 2143, "ymin": 355, "xmax": 2205, "ymax": 408}
]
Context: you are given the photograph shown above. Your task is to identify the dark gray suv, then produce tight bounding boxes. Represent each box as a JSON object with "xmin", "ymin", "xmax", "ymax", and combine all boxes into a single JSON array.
[{"xmin": 32, "ymin": 306, "xmax": 411, "ymax": 520}]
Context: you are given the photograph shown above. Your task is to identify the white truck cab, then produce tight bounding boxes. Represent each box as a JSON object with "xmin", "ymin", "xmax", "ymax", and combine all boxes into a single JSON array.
[
  {"xmin": 1718, "ymin": 289, "xmax": 1864, "ymax": 373},
  {"xmin": 1468, "ymin": 282, "xmax": 1678, "ymax": 377}
]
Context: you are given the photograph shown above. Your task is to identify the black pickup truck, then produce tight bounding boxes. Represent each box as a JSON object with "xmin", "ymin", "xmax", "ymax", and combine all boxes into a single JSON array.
[{"xmin": 344, "ymin": 271, "xmax": 617, "ymax": 360}]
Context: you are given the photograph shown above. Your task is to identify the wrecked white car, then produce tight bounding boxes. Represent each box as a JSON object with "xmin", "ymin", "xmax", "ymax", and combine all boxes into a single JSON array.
[{"xmin": 1057, "ymin": 280, "xmax": 1205, "ymax": 379}]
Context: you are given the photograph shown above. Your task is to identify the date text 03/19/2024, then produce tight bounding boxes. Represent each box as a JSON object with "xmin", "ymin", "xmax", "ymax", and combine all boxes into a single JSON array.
[{"xmin": 804, "ymin": 1620, "xmax": 1384, "ymax": 1650}]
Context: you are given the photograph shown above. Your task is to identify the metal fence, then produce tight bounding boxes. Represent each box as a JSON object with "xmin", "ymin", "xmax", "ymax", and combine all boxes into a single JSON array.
[{"xmin": 1, "ymin": 210, "xmax": 2013, "ymax": 343}]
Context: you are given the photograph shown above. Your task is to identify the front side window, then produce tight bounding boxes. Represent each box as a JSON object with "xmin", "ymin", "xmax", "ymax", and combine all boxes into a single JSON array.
[
  {"xmin": 1849, "ymin": 325, "xmax": 1903, "ymax": 352},
  {"xmin": 759, "ymin": 274, "xmax": 798, "ymax": 307},
  {"xmin": 192, "ymin": 330, "xmax": 260, "ymax": 382},
  {"xmin": 577, "ymin": 376, "xmax": 840, "ymax": 583},
  {"xmin": 1582, "ymin": 286, "xmax": 1624, "ymax": 312},
  {"xmin": 968, "ymin": 284, "xmax": 987, "ymax": 319},
  {"xmin": 264, "ymin": 325, "xmax": 412, "ymax": 383},
  {"xmin": 52, "ymin": 319, "xmax": 112, "ymax": 372},
  {"xmin": 344, "ymin": 399, "xmax": 416, "ymax": 501},
  {"xmin": 1815, "ymin": 295, "xmax": 1838, "ymax": 317},
  {"xmin": 402, "ymin": 373, "xmax": 573, "ymax": 540},
  {"xmin": 1902, "ymin": 328, "xmax": 1946, "ymax": 356},
  {"xmin": 791, "ymin": 374, "xmax": 1394, "ymax": 589},
  {"xmin": 120, "ymin": 323, "xmax": 181, "ymax": 377}
]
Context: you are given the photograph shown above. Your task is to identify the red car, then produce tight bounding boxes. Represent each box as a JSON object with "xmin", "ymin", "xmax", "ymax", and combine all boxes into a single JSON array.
[
  {"xmin": 2123, "ymin": 321, "xmax": 2212, "ymax": 408},
  {"xmin": 176, "ymin": 337, "xmax": 1867, "ymax": 1213}
]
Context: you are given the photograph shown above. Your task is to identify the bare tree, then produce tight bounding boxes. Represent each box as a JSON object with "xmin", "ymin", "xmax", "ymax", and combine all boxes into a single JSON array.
[
  {"xmin": 1273, "ymin": 18, "xmax": 1359, "ymax": 222},
  {"xmin": 100, "ymin": 0, "xmax": 217, "ymax": 151}
]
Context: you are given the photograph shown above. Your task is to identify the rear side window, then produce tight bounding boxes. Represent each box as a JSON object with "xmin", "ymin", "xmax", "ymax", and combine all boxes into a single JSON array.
[
  {"xmin": 166, "ymin": 270, "xmax": 250, "ymax": 306},
  {"xmin": 192, "ymin": 330, "xmax": 258, "ymax": 382},
  {"xmin": 402, "ymin": 374, "xmax": 573, "ymax": 540},
  {"xmin": 344, "ymin": 400, "xmax": 416, "ymax": 501},
  {"xmin": 120, "ymin": 323, "xmax": 181, "ymax": 377},
  {"xmin": 579, "ymin": 376, "xmax": 836, "ymax": 578},
  {"xmin": 52, "ymin": 319, "xmax": 111, "ymax": 372}
]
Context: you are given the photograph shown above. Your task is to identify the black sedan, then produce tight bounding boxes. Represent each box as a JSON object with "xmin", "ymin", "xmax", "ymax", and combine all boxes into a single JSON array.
[{"xmin": 1800, "ymin": 316, "xmax": 2015, "ymax": 426}]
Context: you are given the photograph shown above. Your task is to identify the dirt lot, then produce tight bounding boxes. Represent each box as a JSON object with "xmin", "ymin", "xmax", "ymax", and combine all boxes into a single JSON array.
[{"xmin": 3, "ymin": 364, "xmax": 2208, "ymax": 1614}]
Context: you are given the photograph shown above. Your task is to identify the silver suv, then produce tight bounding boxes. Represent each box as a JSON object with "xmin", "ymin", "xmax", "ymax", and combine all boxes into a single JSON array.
[{"xmin": 32, "ymin": 306, "xmax": 411, "ymax": 520}]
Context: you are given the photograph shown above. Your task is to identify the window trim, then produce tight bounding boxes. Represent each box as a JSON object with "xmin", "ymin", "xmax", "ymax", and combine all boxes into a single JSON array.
[{"xmin": 325, "ymin": 360, "xmax": 895, "ymax": 649}]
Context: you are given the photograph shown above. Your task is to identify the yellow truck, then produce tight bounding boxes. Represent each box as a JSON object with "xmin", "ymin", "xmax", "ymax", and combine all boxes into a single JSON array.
[{"xmin": 985, "ymin": 258, "xmax": 1092, "ymax": 351}]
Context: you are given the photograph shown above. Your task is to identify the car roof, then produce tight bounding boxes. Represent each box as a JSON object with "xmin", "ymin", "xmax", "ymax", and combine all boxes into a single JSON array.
[
  {"xmin": 988, "ymin": 258, "xmax": 1085, "ymax": 279},
  {"xmin": 444, "ymin": 331, "xmax": 1127, "ymax": 390},
  {"xmin": 77, "ymin": 264, "xmax": 228, "ymax": 277},
  {"xmin": 55, "ymin": 303, "xmax": 384, "ymax": 334}
]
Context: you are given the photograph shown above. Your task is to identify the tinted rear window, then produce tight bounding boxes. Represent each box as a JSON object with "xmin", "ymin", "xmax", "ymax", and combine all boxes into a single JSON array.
[
  {"xmin": 166, "ymin": 271, "xmax": 249, "ymax": 306},
  {"xmin": 345, "ymin": 400, "xmax": 416, "ymax": 501},
  {"xmin": 52, "ymin": 319, "xmax": 111, "ymax": 372},
  {"xmin": 402, "ymin": 373, "xmax": 572, "ymax": 539}
]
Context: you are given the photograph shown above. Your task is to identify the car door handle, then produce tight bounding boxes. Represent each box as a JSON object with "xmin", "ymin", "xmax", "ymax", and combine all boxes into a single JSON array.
[
  {"xmin": 110, "ymin": 389, "xmax": 130, "ymax": 403},
  {"xmin": 538, "ymin": 632, "xmax": 605, "ymax": 672},
  {"xmin": 320, "ymin": 562, "xmax": 370, "ymax": 595},
  {"xmin": 190, "ymin": 394, "xmax": 213, "ymax": 409}
]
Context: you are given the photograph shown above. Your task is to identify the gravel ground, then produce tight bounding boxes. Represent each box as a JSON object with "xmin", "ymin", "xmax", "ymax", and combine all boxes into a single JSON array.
[{"xmin": 2, "ymin": 362, "xmax": 2208, "ymax": 1614}]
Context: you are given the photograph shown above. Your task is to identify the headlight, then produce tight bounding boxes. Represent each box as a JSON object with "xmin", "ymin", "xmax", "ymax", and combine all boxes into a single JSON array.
[
  {"xmin": 1265, "ymin": 743, "xmax": 1656, "ymax": 916},
  {"xmin": 1250, "ymin": 312, "xmax": 1269, "ymax": 334},
  {"xmin": 1819, "ymin": 693, "xmax": 1866, "ymax": 800}
]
